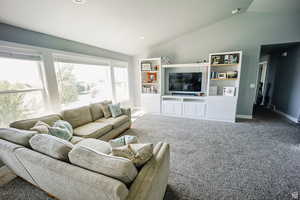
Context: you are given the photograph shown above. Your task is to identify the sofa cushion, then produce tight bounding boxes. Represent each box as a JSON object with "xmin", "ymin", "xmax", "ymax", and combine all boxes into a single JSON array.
[
  {"xmin": 99, "ymin": 101, "xmax": 112, "ymax": 118},
  {"xmin": 0, "ymin": 128, "xmax": 37, "ymax": 147},
  {"xmin": 90, "ymin": 102, "xmax": 104, "ymax": 121},
  {"xmin": 95, "ymin": 115, "xmax": 129, "ymax": 128},
  {"xmin": 70, "ymin": 136, "xmax": 84, "ymax": 144},
  {"xmin": 73, "ymin": 123, "xmax": 112, "ymax": 138},
  {"xmin": 29, "ymin": 134, "xmax": 73, "ymax": 161},
  {"xmin": 68, "ymin": 144, "xmax": 138, "ymax": 184},
  {"xmin": 76, "ymin": 138, "xmax": 111, "ymax": 154},
  {"xmin": 61, "ymin": 106, "xmax": 93, "ymax": 128},
  {"xmin": 30, "ymin": 121, "xmax": 50, "ymax": 134},
  {"xmin": 9, "ymin": 114, "xmax": 62, "ymax": 130},
  {"xmin": 112, "ymin": 143, "xmax": 153, "ymax": 167}
]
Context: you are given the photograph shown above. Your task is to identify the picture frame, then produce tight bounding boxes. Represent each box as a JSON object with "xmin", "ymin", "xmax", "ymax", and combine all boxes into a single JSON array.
[
  {"xmin": 141, "ymin": 63, "xmax": 151, "ymax": 71},
  {"xmin": 223, "ymin": 87, "xmax": 235, "ymax": 96},
  {"xmin": 147, "ymin": 72, "xmax": 157, "ymax": 83},
  {"xmin": 218, "ymin": 73, "xmax": 227, "ymax": 79},
  {"xmin": 226, "ymin": 71, "xmax": 238, "ymax": 79}
]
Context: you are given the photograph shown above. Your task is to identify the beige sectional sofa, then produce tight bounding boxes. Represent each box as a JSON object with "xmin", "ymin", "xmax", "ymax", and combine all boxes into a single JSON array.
[
  {"xmin": 0, "ymin": 138, "xmax": 170, "ymax": 200},
  {"xmin": 0, "ymin": 101, "xmax": 170, "ymax": 200},
  {"xmin": 9, "ymin": 101, "xmax": 132, "ymax": 143}
]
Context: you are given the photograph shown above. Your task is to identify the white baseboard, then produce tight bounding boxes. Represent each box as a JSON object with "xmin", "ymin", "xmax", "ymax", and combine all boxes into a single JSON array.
[
  {"xmin": 237, "ymin": 115, "xmax": 253, "ymax": 119},
  {"xmin": 274, "ymin": 109, "xmax": 299, "ymax": 123}
]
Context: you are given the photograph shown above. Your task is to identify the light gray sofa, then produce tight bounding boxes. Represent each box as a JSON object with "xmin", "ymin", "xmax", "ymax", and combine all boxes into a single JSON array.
[
  {"xmin": 9, "ymin": 101, "xmax": 132, "ymax": 143},
  {"xmin": 0, "ymin": 100, "xmax": 170, "ymax": 200},
  {"xmin": 0, "ymin": 138, "xmax": 170, "ymax": 200}
]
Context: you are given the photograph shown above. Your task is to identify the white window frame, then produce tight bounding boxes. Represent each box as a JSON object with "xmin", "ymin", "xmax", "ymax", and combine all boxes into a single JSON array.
[
  {"xmin": 111, "ymin": 61, "xmax": 130, "ymax": 104},
  {"xmin": 0, "ymin": 47, "xmax": 50, "ymax": 122},
  {"xmin": 0, "ymin": 41, "xmax": 132, "ymax": 114},
  {"xmin": 53, "ymin": 53, "xmax": 114, "ymax": 108}
]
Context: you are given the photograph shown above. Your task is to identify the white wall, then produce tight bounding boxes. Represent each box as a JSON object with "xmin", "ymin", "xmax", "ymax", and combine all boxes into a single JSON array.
[{"xmin": 134, "ymin": 12, "xmax": 300, "ymax": 116}]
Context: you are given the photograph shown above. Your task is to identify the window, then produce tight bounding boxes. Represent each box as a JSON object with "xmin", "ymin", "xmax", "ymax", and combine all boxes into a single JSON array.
[
  {"xmin": 55, "ymin": 62, "xmax": 112, "ymax": 108},
  {"xmin": 0, "ymin": 56, "xmax": 46, "ymax": 127},
  {"xmin": 113, "ymin": 66, "xmax": 129, "ymax": 102}
]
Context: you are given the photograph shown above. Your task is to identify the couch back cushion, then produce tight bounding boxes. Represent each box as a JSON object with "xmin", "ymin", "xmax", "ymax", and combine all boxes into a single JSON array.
[
  {"xmin": 90, "ymin": 102, "xmax": 104, "ymax": 121},
  {"xmin": 30, "ymin": 134, "xmax": 73, "ymax": 161},
  {"xmin": 68, "ymin": 144, "xmax": 137, "ymax": 184},
  {"xmin": 61, "ymin": 106, "xmax": 93, "ymax": 128},
  {"xmin": 0, "ymin": 128, "xmax": 37, "ymax": 147},
  {"xmin": 10, "ymin": 114, "xmax": 62, "ymax": 130}
]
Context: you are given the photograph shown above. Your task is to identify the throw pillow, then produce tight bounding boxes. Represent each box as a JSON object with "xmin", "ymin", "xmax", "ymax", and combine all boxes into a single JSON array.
[
  {"xmin": 109, "ymin": 135, "xmax": 138, "ymax": 148},
  {"xmin": 99, "ymin": 101, "xmax": 112, "ymax": 118},
  {"xmin": 112, "ymin": 143, "xmax": 153, "ymax": 167},
  {"xmin": 109, "ymin": 103, "xmax": 122, "ymax": 118},
  {"xmin": 48, "ymin": 120, "xmax": 73, "ymax": 141},
  {"xmin": 30, "ymin": 121, "xmax": 50, "ymax": 134},
  {"xmin": 0, "ymin": 128, "xmax": 37, "ymax": 147},
  {"xmin": 30, "ymin": 134, "xmax": 74, "ymax": 161}
]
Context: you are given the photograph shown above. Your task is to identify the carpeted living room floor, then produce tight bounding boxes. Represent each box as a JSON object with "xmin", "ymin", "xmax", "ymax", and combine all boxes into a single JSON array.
[{"xmin": 1, "ymin": 110, "xmax": 300, "ymax": 200}]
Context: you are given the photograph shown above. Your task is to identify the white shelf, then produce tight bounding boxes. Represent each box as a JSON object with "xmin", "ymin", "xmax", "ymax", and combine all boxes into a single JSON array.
[{"xmin": 162, "ymin": 63, "xmax": 209, "ymax": 68}]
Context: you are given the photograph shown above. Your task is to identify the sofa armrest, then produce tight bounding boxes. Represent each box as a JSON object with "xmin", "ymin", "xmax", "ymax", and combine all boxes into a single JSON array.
[
  {"xmin": 121, "ymin": 108, "xmax": 131, "ymax": 120},
  {"xmin": 126, "ymin": 142, "xmax": 170, "ymax": 200}
]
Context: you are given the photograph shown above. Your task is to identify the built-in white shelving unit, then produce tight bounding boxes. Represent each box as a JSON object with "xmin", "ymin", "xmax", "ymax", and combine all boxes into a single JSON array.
[
  {"xmin": 140, "ymin": 51, "xmax": 243, "ymax": 122},
  {"xmin": 206, "ymin": 51, "xmax": 242, "ymax": 122},
  {"xmin": 139, "ymin": 58, "xmax": 162, "ymax": 113}
]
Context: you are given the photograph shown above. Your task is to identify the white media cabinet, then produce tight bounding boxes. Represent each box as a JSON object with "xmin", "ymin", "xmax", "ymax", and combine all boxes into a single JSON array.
[
  {"xmin": 162, "ymin": 95, "xmax": 206, "ymax": 119},
  {"xmin": 140, "ymin": 51, "xmax": 242, "ymax": 123}
]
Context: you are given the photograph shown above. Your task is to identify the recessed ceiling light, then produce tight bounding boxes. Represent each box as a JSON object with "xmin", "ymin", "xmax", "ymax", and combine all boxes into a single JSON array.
[
  {"xmin": 139, "ymin": 36, "xmax": 145, "ymax": 40},
  {"xmin": 232, "ymin": 8, "xmax": 241, "ymax": 15},
  {"xmin": 72, "ymin": 0, "xmax": 87, "ymax": 5}
]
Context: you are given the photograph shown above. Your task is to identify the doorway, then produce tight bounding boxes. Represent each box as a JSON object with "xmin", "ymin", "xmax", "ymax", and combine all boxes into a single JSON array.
[
  {"xmin": 255, "ymin": 61, "xmax": 268, "ymax": 106},
  {"xmin": 254, "ymin": 42, "xmax": 300, "ymax": 123}
]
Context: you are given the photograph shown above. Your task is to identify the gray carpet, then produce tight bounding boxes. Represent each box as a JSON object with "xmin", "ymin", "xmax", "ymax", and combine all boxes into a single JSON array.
[{"xmin": 1, "ymin": 111, "xmax": 300, "ymax": 200}]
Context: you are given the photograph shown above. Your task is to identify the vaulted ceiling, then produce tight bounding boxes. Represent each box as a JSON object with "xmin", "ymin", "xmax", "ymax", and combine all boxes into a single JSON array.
[{"xmin": 0, "ymin": 0, "xmax": 298, "ymax": 55}]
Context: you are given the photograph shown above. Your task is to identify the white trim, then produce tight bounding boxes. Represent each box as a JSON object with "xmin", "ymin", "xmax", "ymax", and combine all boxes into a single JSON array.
[
  {"xmin": 274, "ymin": 109, "xmax": 299, "ymax": 123},
  {"xmin": 237, "ymin": 115, "xmax": 253, "ymax": 119}
]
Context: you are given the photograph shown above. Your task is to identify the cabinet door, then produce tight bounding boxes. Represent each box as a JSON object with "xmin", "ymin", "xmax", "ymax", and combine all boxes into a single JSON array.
[
  {"xmin": 162, "ymin": 101, "xmax": 182, "ymax": 115},
  {"xmin": 182, "ymin": 102, "xmax": 206, "ymax": 118},
  {"xmin": 206, "ymin": 96, "xmax": 237, "ymax": 122},
  {"xmin": 141, "ymin": 94, "xmax": 161, "ymax": 113}
]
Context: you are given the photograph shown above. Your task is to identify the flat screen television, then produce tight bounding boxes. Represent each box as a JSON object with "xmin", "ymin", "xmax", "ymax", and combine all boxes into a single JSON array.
[{"xmin": 169, "ymin": 72, "xmax": 202, "ymax": 92}]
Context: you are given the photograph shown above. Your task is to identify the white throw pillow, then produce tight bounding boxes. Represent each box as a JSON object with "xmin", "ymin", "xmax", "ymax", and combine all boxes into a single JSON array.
[
  {"xmin": 112, "ymin": 143, "xmax": 153, "ymax": 167},
  {"xmin": 30, "ymin": 121, "xmax": 50, "ymax": 134}
]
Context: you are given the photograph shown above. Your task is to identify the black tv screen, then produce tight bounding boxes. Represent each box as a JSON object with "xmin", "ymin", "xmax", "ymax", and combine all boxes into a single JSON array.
[{"xmin": 169, "ymin": 72, "xmax": 202, "ymax": 92}]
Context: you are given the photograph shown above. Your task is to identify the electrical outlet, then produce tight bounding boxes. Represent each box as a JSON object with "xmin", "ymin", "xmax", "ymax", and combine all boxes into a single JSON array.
[{"xmin": 250, "ymin": 83, "xmax": 256, "ymax": 89}]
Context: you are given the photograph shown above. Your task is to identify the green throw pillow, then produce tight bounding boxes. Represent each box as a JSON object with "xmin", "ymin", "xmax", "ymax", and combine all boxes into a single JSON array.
[
  {"xmin": 48, "ymin": 120, "xmax": 73, "ymax": 141},
  {"xmin": 109, "ymin": 135, "xmax": 138, "ymax": 147},
  {"xmin": 109, "ymin": 103, "xmax": 122, "ymax": 118}
]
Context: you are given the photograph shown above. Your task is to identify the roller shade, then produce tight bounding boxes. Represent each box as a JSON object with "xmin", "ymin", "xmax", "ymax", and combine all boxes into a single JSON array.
[
  {"xmin": 54, "ymin": 54, "xmax": 110, "ymax": 66},
  {"xmin": 0, "ymin": 50, "xmax": 41, "ymax": 61}
]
